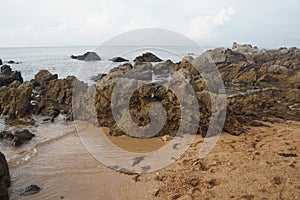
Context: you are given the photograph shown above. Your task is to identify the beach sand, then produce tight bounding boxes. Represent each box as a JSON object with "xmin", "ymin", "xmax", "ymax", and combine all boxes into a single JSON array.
[{"xmin": 8, "ymin": 118, "xmax": 300, "ymax": 199}]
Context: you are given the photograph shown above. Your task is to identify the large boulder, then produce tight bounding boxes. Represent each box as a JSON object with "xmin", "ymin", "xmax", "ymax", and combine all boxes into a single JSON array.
[
  {"xmin": 134, "ymin": 52, "xmax": 163, "ymax": 62},
  {"xmin": 71, "ymin": 52, "xmax": 101, "ymax": 61},
  {"xmin": 0, "ymin": 65, "xmax": 23, "ymax": 87},
  {"xmin": 0, "ymin": 152, "xmax": 10, "ymax": 200}
]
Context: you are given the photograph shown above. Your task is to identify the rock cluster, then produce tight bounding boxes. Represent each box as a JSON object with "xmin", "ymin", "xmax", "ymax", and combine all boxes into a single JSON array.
[
  {"xmin": 0, "ymin": 66, "xmax": 86, "ymax": 124},
  {"xmin": 93, "ymin": 45, "xmax": 300, "ymax": 137}
]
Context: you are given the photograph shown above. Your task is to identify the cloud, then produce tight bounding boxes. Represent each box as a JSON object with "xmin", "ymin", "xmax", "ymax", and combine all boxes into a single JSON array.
[{"xmin": 186, "ymin": 6, "xmax": 236, "ymax": 41}]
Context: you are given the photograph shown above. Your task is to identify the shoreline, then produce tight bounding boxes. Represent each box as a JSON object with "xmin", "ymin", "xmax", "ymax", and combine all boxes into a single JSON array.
[{"xmin": 6, "ymin": 118, "xmax": 300, "ymax": 199}]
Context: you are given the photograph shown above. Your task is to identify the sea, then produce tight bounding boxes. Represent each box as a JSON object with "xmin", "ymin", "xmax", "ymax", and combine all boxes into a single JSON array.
[{"xmin": 0, "ymin": 46, "xmax": 210, "ymax": 84}]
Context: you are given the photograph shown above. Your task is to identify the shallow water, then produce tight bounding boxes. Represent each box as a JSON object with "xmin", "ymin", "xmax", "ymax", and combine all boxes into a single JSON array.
[{"xmin": 8, "ymin": 122, "xmax": 161, "ymax": 200}]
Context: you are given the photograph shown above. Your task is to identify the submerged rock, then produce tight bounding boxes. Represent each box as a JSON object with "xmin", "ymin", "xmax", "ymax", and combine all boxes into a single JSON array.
[
  {"xmin": 109, "ymin": 57, "xmax": 129, "ymax": 62},
  {"xmin": 7, "ymin": 60, "xmax": 21, "ymax": 64},
  {"xmin": 71, "ymin": 52, "xmax": 101, "ymax": 61},
  {"xmin": 20, "ymin": 185, "xmax": 41, "ymax": 196},
  {"xmin": 0, "ymin": 152, "xmax": 10, "ymax": 200},
  {"xmin": 134, "ymin": 52, "xmax": 163, "ymax": 62},
  {"xmin": 0, "ymin": 129, "xmax": 35, "ymax": 146}
]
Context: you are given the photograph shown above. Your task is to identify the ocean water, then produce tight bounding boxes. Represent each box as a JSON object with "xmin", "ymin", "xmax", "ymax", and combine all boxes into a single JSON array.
[{"xmin": 0, "ymin": 46, "xmax": 207, "ymax": 85}]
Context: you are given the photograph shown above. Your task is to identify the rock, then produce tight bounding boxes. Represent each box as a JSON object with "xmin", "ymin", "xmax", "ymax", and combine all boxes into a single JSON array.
[
  {"xmin": 7, "ymin": 60, "xmax": 21, "ymax": 64},
  {"xmin": 0, "ymin": 152, "xmax": 10, "ymax": 200},
  {"xmin": 0, "ymin": 59, "xmax": 2, "ymax": 65},
  {"xmin": 20, "ymin": 185, "xmax": 41, "ymax": 196},
  {"xmin": 0, "ymin": 81, "xmax": 33, "ymax": 119},
  {"xmin": 0, "ymin": 65, "xmax": 23, "ymax": 87},
  {"xmin": 34, "ymin": 70, "xmax": 58, "ymax": 87},
  {"xmin": 232, "ymin": 42, "xmax": 259, "ymax": 54},
  {"xmin": 71, "ymin": 52, "xmax": 101, "ymax": 61},
  {"xmin": 0, "ymin": 129, "xmax": 35, "ymax": 146},
  {"xmin": 90, "ymin": 73, "xmax": 107, "ymax": 82},
  {"xmin": 13, "ymin": 129, "xmax": 35, "ymax": 146},
  {"xmin": 134, "ymin": 52, "xmax": 163, "ymax": 62},
  {"xmin": 153, "ymin": 60, "xmax": 174, "ymax": 74},
  {"xmin": 134, "ymin": 62, "xmax": 153, "ymax": 80},
  {"xmin": 208, "ymin": 47, "xmax": 247, "ymax": 64},
  {"xmin": 161, "ymin": 135, "xmax": 172, "ymax": 141},
  {"xmin": 109, "ymin": 57, "xmax": 129, "ymax": 62}
]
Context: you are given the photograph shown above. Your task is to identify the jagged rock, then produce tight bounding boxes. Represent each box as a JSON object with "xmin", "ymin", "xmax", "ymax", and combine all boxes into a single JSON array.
[
  {"xmin": 33, "ymin": 73, "xmax": 82, "ymax": 120},
  {"xmin": 0, "ymin": 152, "xmax": 10, "ymax": 200},
  {"xmin": 0, "ymin": 65, "xmax": 23, "ymax": 87},
  {"xmin": 0, "ymin": 81, "xmax": 33, "ymax": 119},
  {"xmin": 71, "ymin": 52, "xmax": 101, "ymax": 61},
  {"xmin": 109, "ymin": 57, "xmax": 129, "ymax": 62},
  {"xmin": 34, "ymin": 70, "xmax": 58, "ymax": 87},
  {"xmin": 134, "ymin": 52, "xmax": 162, "ymax": 62}
]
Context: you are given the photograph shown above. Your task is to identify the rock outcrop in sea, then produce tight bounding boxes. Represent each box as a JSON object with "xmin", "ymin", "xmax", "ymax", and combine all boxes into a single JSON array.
[{"xmin": 71, "ymin": 52, "xmax": 101, "ymax": 61}]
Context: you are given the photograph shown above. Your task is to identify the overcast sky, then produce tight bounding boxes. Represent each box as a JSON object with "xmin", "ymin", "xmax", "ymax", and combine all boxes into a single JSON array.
[{"xmin": 0, "ymin": 0, "xmax": 299, "ymax": 48}]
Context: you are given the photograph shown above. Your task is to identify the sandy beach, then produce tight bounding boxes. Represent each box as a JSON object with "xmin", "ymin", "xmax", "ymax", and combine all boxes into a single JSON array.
[{"xmin": 6, "ymin": 118, "xmax": 299, "ymax": 200}]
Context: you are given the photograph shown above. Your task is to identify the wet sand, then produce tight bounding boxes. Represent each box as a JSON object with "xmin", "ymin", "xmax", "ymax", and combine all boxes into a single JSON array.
[{"xmin": 8, "ymin": 118, "xmax": 300, "ymax": 199}]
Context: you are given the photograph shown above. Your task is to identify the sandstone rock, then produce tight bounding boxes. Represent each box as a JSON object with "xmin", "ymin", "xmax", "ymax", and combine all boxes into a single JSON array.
[
  {"xmin": 0, "ymin": 152, "xmax": 10, "ymax": 200},
  {"xmin": 109, "ymin": 57, "xmax": 129, "ymax": 62},
  {"xmin": 0, "ymin": 81, "xmax": 33, "ymax": 119},
  {"xmin": 134, "ymin": 52, "xmax": 162, "ymax": 62},
  {"xmin": 0, "ymin": 65, "xmax": 23, "ymax": 87},
  {"xmin": 71, "ymin": 52, "xmax": 101, "ymax": 61},
  {"xmin": 34, "ymin": 70, "xmax": 58, "ymax": 87}
]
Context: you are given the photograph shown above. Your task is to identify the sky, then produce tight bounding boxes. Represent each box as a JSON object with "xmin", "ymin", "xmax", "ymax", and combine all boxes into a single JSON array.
[{"xmin": 0, "ymin": 0, "xmax": 299, "ymax": 48}]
